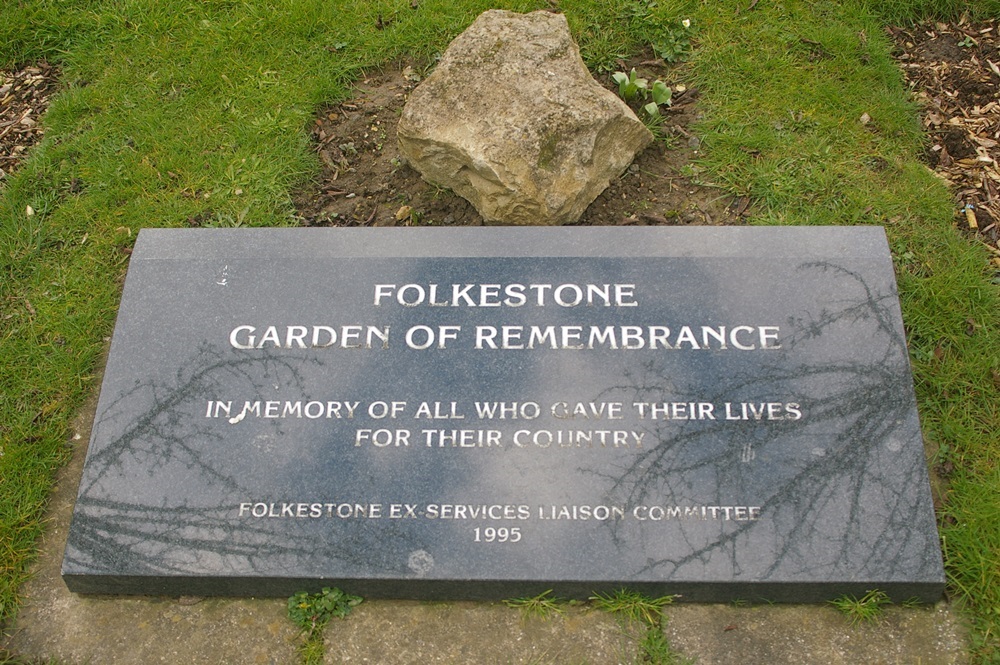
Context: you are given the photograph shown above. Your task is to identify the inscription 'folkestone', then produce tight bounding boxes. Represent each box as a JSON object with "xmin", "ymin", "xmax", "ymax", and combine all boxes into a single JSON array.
[{"xmin": 62, "ymin": 227, "xmax": 945, "ymax": 603}]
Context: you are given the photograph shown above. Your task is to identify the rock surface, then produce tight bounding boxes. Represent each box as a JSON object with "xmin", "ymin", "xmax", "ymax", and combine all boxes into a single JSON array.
[{"xmin": 397, "ymin": 9, "xmax": 652, "ymax": 226}]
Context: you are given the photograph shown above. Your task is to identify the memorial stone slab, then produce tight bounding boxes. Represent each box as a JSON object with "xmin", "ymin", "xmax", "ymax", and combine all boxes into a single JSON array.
[{"xmin": 62, "ymin": 227, "xmax": 945, "ymax": 602}]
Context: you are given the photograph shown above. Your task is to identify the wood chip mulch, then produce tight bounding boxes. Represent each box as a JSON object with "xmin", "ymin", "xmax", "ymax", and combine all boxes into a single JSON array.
[
  {"xmin": 0, "ymin": 60, "xmax": 60, "ymax": 185},
  {"xmin": 890, "ymin": 19, "xmax": 1000, "ymax": 270}
]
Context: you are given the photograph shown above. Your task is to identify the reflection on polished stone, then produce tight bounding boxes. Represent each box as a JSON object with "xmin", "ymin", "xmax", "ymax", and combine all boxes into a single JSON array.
[{"xmin": 62, "ymin": 227, "xmax": 944, "ymax": 602}]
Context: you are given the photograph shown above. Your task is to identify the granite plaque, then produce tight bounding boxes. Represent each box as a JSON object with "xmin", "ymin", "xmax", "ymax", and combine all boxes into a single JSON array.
[{"xmin": 62, "ymin": 227, "xmax": 944, "ymax": 602}]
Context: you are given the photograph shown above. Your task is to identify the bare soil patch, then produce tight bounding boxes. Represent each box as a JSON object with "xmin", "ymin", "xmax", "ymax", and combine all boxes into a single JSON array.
[
  {"xmin": 293, "ymin": 60, "xmax": 747, "ymax": 228},
  {"xmin": 0, "ymin": 61, "xmax": 59, "ymax": 186},
  {"xmin": 891, "ymin": 19, "xmax": 1000, "ymax": 265}
]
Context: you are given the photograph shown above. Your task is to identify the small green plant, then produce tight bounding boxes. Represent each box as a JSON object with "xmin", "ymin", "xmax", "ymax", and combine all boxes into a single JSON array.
[
  {"xmin": 288, "ymin": 586, "xmax": 362, "ymax": 632},
  {"xmin": 592, "ymin": 589, "xmax": 687, "ymax": 664},
  {"xmin": 612, "ymin": 68, "xmax": 649, "ymax": 102},
  {"xmin": 288, "ymin": 587, "xmax": 362, "ymax": 664},
  {"xmin": 650, "ymin": 18, "xmax": 694, "ymax": 63},
  {"xmin": 642, "ymin": 79, "xmax": 673, "ymax": 119},
  {"xmin": 613, "ymin": 69, "xmax": 673, "ymax": 122},
  {"xmin": 829, "ymin": 589, "xmax": 890, "ymax": 627},
  {"xmin": 639, "ymin": 628, "xmax": 695, "ymax": 665},
  {"xmin": 622, "ymin": 0, "xmax": 694, "ymax": 63},
  {"xmin": 590, "ymin": 588, "xmax": 676, "ymax": 627},
  {"xmin": 651, "ymin": 80, "xmax": 672, "ymax": 106},
  {"xmin": 504, "ymin": 589, "xmax": 566, "ymax": 620}
]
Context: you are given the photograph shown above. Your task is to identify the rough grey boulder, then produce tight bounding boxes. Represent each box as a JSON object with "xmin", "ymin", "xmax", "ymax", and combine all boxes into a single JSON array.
[{"xmin": 397, "ymin": 10, "xmax": 652, "ymax": 226}]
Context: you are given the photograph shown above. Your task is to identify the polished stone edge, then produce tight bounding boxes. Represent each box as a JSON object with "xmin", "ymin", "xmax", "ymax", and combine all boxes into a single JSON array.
[
  {"xmin": 131, "ymin": 226, "xmax": 892, "ymax": 260},
  {"xmin": 63, "ymin": 574, "xmax": 944, "ymax": 604}
]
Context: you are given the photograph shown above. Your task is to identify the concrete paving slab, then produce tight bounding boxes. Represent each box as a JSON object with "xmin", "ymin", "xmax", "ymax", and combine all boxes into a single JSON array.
[
  {"xmin": 325, "ymin": 601, "xmax": 633, "ymax": 664},
  {"xmin": 663, "ymin": 603, "xmax": 967, "ymax": 665}
]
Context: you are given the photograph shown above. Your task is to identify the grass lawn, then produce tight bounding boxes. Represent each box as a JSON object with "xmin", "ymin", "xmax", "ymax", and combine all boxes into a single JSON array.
[{"xmin": 2, "ymin": 0, "xmax": 998, "ymax": 662}]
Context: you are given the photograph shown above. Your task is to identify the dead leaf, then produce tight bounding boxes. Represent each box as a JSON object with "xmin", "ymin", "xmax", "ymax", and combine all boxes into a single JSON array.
[
  {"xmin": 939, "ymin": 144, "xmax": 953, "ymax": 167},
  {"xmin": 402, "ymin": 66, "xmax": 421, "ymax": 83}
]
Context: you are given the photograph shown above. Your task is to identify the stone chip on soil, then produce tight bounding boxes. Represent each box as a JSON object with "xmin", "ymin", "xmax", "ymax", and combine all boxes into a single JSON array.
[{"xmin": 397, "ymin": 9, "xmax": 652, "ymax": 226}]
